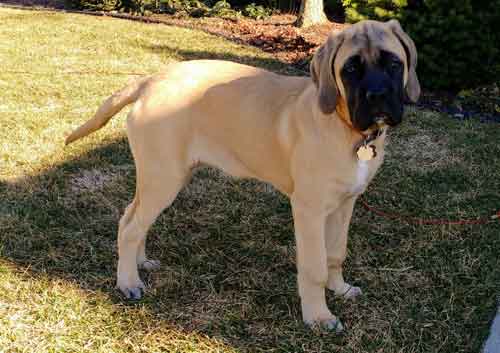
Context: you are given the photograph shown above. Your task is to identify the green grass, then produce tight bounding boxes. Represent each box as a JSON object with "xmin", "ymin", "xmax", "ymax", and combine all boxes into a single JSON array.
[{"xmin": 1, "ymin": 7, "xmax": 499, "ymax": 352}]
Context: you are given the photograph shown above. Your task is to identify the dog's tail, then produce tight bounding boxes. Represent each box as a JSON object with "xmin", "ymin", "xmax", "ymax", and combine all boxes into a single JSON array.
[{"xmin": 65, "ymin": 76, "xmax": 149, "ymax": 145}]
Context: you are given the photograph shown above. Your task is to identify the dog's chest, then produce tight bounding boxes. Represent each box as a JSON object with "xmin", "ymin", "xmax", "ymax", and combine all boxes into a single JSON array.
[
  {"xmin": 350, "ymin": 160, "xmax": 370, "ymax": 194},
  {"xmin": 346, "ymin": 156, "xmax": 384, "ymax": 196},
  {"xmin": 348, "ymin": 139, "xmax": 386, "ymax": 195}
]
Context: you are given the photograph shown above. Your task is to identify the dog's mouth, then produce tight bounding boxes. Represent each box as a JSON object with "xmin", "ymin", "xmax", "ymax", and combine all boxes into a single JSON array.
[
  {"xmin": 373, "ymin": 112, "xmax": 400, "ymax": 128},
  {"xmin": 355, "ymin": 111, "xmax": 400, "ymax": 133},
  {"xmin": 375, "ymin": 113, "xmax": 388, "ymax": 123},
  {"xmin": 372, "ymin": 113, "xmax": 390, "ymax": 129}
]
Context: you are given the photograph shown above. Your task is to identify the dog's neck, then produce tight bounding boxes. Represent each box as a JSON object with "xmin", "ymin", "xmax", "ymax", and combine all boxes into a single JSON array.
[
  {"xmin": 290, "ymin": 83, "xmax": 386, "ymax": 162},
  {"xmin": 335, "ymin": 98, "xmax": 381, "ymax": 139},
  {"xmin": 332, "ymin": 99, "xmax": 387, "ymax": 158}
]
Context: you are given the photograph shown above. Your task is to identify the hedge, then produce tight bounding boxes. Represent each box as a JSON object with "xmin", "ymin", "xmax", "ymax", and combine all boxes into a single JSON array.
[{"xmin": 342, "ymin": 0, "xmax": 500, "ymax": 90}]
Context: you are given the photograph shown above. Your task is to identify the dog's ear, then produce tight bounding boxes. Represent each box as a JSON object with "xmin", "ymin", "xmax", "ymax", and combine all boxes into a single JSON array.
[
  {"xmin": 387, "ymin": 19, "xmax": 421, "ymax": 103},
  {"xmin": 310, "ymin": 32, "xmax": 344, "ymax": 114}
]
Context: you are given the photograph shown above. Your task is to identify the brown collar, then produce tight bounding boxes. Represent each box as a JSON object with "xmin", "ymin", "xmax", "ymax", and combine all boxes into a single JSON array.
[{"xmin": 336, "ymin": 111, "xmax": 383, "ymax": 143}]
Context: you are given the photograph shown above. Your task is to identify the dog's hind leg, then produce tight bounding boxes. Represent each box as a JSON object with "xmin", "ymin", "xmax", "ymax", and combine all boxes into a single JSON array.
[
  {"xmin": 116, "ymin": 164, "xmax": 189, "ymax": 300},
  {"xmin": 137, "ymin": 236, "xmax": 160, "ymax": 271},
  {"xmin": 128, "ymin": 201, "xmax": 159, "ymax": 271}
]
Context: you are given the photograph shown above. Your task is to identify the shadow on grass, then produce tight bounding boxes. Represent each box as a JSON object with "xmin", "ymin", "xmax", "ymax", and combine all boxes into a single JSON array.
[
  {"xmin": 138, "ymin": 42, "xmax": 305, "ymax": 75},
  {"xmin": 3, "ymin": 123, "xmax": 500, "ymax": 352},
  {"xmin": 3, "ymin": 125, "xmax": 499, "ymax": 352},
  {"xmin": 1, "ymin": 135, "xmax": 317, "ymax": 350}
]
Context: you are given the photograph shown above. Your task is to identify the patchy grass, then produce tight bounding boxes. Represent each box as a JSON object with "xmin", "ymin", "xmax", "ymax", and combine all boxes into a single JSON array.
[{"xmin": 1, "ymin": 7, "xmax": 499, "ymax": 353}]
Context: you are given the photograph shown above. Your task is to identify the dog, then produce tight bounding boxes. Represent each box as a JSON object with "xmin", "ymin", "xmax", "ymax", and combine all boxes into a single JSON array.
[{"xmin": 65, "ymin": 19, "xmax": 420, "ymax": 331}]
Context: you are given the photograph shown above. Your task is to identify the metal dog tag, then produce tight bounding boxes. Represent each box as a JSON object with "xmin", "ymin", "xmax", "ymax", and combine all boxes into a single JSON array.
[{"xmin": 356, "ymin": 144, "xmax": 377, "ymax": 161}]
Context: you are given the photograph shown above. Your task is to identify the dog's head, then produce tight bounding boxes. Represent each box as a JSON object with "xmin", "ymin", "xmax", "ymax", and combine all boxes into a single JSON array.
[{"xmin": 310, "ymin": 20, "xmax": 420, "ymax": 131}]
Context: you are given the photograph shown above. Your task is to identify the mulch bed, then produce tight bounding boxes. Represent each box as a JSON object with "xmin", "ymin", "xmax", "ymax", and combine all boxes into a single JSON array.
[{"xmin": 149, "ymin": 14, "xmax": 345, "ymax": 70}]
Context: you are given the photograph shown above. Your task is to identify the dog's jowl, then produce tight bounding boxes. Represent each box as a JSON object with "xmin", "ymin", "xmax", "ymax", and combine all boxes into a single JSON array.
[{"xmin": 66, "ymin": 19, "xmax": 420, "ymax": 331}]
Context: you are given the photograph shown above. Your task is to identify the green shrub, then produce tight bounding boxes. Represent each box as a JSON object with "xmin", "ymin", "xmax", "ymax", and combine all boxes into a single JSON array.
[
  {"xmin": 118, "ymin": 0, "xmax": 146, "ymax": 14},
  {"xmin": 207, "ymin": 0, "xmax": 241, "ymax": 18},
  {"xmin": 342, "ymin": 0, "xmax": 500, "ymax": 91},
  {"xmin": 227, "ymin": 0, "xmax": 277, "ymax": 11},
  {"xmin": 342, "ymin": 0, "xmax": 406, "ymax": 22},
  {"xmin": 157, "ymin": 0, "xmax": 240, "ymax": 18},
  {"xmin": 66, "ymin": 0, "xmax": 147, "ymax": 13},
  {"xmin": 64, "ymin": 0, "xmax": 118, "ymax": 11},
  {"xmin": 67, "ymin": 0, "xmax": 267, "ymax": 19},
  {"xmin": 243, "ymin": 3, "xmax": 271, "ymax": 19}
]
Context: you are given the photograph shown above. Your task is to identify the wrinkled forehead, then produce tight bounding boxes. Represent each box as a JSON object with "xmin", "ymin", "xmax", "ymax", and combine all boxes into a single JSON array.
[{"xmin": 334, "ymin": 23, "xmax": 406, "ymax": 71}]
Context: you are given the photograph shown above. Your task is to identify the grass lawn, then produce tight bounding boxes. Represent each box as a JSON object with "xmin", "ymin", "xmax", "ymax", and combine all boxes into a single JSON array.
[{"xmin": 1, "ymin": 7, "xmax": 499, "ymax": 352}]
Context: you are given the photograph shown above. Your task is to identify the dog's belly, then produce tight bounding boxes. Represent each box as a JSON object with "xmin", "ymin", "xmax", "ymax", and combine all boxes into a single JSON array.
[
  {"xmin": 188, "ymin": 134, "xmax": 294, "ymax": 195},
  {"xmin": 190, "ymin": 136, "xmax": 256, "ymax": 179}
]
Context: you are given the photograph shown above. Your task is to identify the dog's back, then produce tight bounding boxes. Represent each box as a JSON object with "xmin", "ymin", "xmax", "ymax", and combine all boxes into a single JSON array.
[
  {"xmin": 126, "ymin": 60, "xmax": 308, "ymax": 193},
  {"xmin": 66, "ymin": 60, "xmax": 306, "ymax": 146}
]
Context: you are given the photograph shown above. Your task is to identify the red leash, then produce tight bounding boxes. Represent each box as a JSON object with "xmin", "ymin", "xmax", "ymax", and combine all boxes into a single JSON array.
[{"xmin": 360, "ymin": 197, "xmax": 500, "ymax": 225}]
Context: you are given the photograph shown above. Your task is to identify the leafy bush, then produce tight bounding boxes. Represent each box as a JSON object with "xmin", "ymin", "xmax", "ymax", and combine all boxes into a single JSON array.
[
  {"xmin": 65, "ymin": 0, "xmax": 118, "ymax": 11},
  {"xmin": 227, "ymin": 0, "xmax": 277, "ymax": 11},
  {"xmin": 66, "ymin": 0, "xmax": 148, "ymax": 13},
  {"xmin": 342, "ymin": 0, "xmax": 407, "ymax": 22},
  {"xmin": 243, "ymin": 3, "xmax": 271, "ymax": 19},
  {"xmin": 119, "ymin": 0, "xmax": 146, "ymax": 14},
  {"xmin": 342, "ymin": 0, "xmax": 500, "ymax": 91},
  {"xmin": 67, "ymin": 0, "xmax": 269, "ymax": 20},
  {"xmin": 208, "ymin": 0, "xmax": 240, "ymax": 18},
  {"xmin": 157, "ymin": 0, "xmax": 221, "ymax": 15}
]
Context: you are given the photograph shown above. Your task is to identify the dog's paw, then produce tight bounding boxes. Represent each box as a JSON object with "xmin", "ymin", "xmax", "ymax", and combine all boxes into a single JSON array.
[
  {"xmin": 323, "ymin": 318, "xmax": 344, "ymax": 332},
  {"xmin": 305, "ymin": 317, "xmax": 344, "ymax": 333},
  {"xmin": 338, "ymin": 285, "xmax": 362, "ymax": 300},
  {"xmin": 117, "ymin": 280, "xmax": 145, "ymax": 300},
  {"xmin": 138, "ymin": 259, "xmax": 161, "ymax": 271},
  {"xmin": 329, "ymin": 282, "xmax": 362, "ymax": 300}
]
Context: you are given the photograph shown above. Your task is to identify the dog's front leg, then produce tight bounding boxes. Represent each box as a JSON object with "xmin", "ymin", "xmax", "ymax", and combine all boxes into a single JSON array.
[
  {"xmin": 291, "ymin": 199, "xmax": 343, "ymax": 332},
  {"xmin": 325, "ymin": 197, "xmax": 362, "ymax": 300}
]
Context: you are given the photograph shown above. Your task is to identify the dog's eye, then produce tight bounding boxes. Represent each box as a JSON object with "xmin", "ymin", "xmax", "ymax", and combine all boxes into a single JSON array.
[
  {"xmin": 346, "ymin": 64, "xmax": 356, "ymax": 73},
  {"xmin": 343, "ymin": 56, "xmax": 362, "ymax": 75},
  {"xmin": 390, "ymin": 58, "xmax": 402, "ymax": 71},
  {"xmin": 345, "ymin": 63, "xmax": 358, "ymax": 74}
]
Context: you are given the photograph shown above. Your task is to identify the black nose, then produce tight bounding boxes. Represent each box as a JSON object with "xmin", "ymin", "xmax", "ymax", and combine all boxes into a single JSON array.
[{"xmin": 366, "ymin": 88, "xmax": 388, "ymax": 103}]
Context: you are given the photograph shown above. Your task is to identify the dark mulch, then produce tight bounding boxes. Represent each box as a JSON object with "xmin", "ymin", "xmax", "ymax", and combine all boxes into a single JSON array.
[
  {"xmin": 149, "ymin": 14, "xmax": 344, "ymax": 70},
  {"xmin": 417, "ymin": 85, "xmax": 500, "ymax": 123}
]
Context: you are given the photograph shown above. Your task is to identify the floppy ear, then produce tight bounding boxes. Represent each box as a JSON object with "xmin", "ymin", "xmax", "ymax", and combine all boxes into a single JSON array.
[
  {"xmin": 387, "ymin": 20, "xmax": 420, "ymax": 102},
  {"xmin": 310, "ymin": 32, "xmax": 344, "ymax": 114},
  {"xmin": 387, "ymin": 19, "xmax": 421, "ymax": 103}
]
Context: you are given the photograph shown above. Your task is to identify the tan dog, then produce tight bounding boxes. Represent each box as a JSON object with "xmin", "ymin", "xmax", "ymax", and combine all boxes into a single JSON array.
[{"xmin": 66, "ymin": 19, "xmax": 420, "ymax": 331}]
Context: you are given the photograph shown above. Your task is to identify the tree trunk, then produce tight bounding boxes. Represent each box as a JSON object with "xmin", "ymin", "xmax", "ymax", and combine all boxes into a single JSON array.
[{"xmin": 295, "ymin": 0, "xmax": 328, "ymax": 28}]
